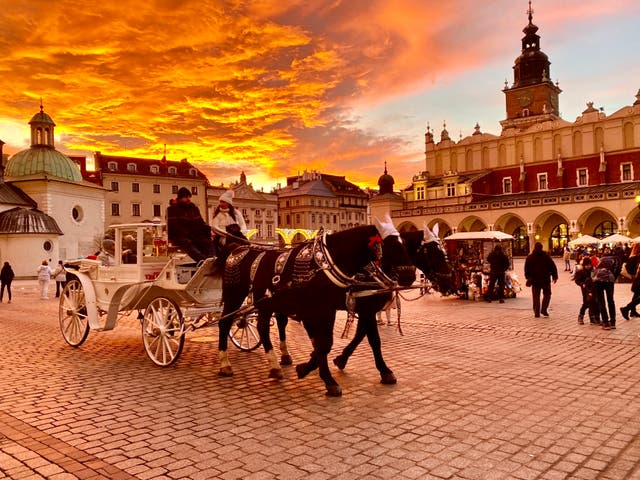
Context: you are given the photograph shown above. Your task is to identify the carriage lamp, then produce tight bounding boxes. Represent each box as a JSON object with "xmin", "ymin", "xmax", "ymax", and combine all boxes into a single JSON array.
[{"xmin": 636, "ymin": 194, "xmax": 640, "ymax": 210}]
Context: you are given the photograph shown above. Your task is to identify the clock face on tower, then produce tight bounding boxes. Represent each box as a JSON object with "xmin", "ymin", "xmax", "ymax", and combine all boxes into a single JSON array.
[{"xmin": 518, "ymin": 92, "xmax": 532, "ymax": 107}]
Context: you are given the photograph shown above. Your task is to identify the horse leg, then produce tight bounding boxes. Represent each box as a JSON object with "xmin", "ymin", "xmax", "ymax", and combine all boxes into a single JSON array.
[
  {"xmin": 257, "ymin": 310, "xmax": 283, "ymax": 379},
  {"xmin": 333, "ymin": 315, "xmax": 367, "ymax": 370},
  {"xmin": 217, "ymin": 309, "xmax": 235, "ymax": 377},
  {"xmin": 275, "ymin": 313, "xmax": 292, "ymax": 365},
  {"xmin": 295, "ymin": 349, "xmax": 318, "ymax": 379},
  {"xmin": 361, "ymin": 312, "xmax": 396, "ymax": 385}
]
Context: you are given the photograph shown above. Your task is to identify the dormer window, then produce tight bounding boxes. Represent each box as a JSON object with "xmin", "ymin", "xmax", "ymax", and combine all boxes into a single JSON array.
[
  {"xmin": 445, "ymin": 182, "xmax": 456, "ymax": 197},
  {"xmin": 576, "ymin": 168, "xmax": 588, "ymax": 186},
  {"xmin": 127, "ymin": 163, "xmax": 137, "ymax": 173},
  {"xmin": 108, "ymin": 162, "xmax": 118, "ymax": 171},
  {"xmin": 621, "ymin": 162, "xmax": 633, "ymax": 182},
  {"xmin": 189, "ymin": 168, "xmax": 197, "ymax": 176},
  {"xmin": 168, "ymin": 166, "xmax": 177, "ymax": 175},
  {"xmin": 150, "ymin": 165, "xmax": 159, "ymax": 174}
]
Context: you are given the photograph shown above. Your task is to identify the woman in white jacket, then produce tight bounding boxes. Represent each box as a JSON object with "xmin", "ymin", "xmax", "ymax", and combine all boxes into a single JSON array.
[
  {"xmin": 36, "ymin": 260, "xmax": 53, "ymax": 300},
  {"xmin": 211, "ymin": 190, "xmax": 247, "ymax": 255}
]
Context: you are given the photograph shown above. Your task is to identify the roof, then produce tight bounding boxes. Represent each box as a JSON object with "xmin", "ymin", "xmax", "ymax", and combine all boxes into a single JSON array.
[
  {"xmin": 0, "ymin": 207, "xmax": 63, "ymax": 235},
  {"xmin": 93, "ymin": 152, "xmax": 209, "ymax": 183},
  {"xmin": 0, "ymin": 182, "xmax": 37, "ymax": 207},
  {"xmin": 5, "ymin": 147, "xmax": 83, "ymax": 182},
  {"xmin": 444, "ymin": 231, "xmax": 514, "ymax": 241}
]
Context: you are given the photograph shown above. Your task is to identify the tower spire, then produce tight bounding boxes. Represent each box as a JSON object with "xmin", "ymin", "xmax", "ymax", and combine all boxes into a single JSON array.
[{"xmin": 527, "ymin": 0, "xmax": 533, "ymax": 24}]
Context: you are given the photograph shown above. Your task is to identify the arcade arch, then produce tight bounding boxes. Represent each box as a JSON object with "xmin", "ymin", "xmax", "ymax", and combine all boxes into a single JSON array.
[{"xmin": 457, "ymin": 216, "xmax": 487, "ymax": 233}]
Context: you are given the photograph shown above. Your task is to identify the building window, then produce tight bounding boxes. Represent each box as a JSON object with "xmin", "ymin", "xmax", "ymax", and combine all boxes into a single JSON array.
[
  {"xmin": 537, "ymin": 173, "xmax": 548, "ymax": 191},
  {"xmin": 285, "ymin": 200, "xmax": 290, "ymax": 207},
  {"xmin": 621, "ymin": 162, "xmax": 633, "ymax": 182},
  {"xmin": 295, "ymin": 213, "xmax": 300, "ymax": 224},
  {"xmin": 310, "ymin": 199, "xmax": 315, "ymax": 206},
  {"xmin": 172, "ymin": 185, "xmax": 178, "ymax": 194},
  {"xmin": 267, "ymin": 224, "xmax": 273, "ymax": 237},
  {"xmin": 311, "ymin": 214, "xmax": 316, "ymax": 224},
  {"xmin": 127, "ymin": 163, "xmax": 137, "ymax": 173},
  {"xmin": 446, "ymin": 182, "xmax": 456, "ymax": 197},
  {"xmin": 256, "ymin": 223, "xmax": 263, "ymax": 238},
  {"xmin": 153, "ymin": 184, "xmax": 160, "ymax": 194},
  {"xmin": 286, "ymin": 214, "xmax": 291, "ymax": 224},
  {"xmin": 153, "ymin": 204, "xmax": 162, "ymax": 217},
  {"xmin": 108, "ymin": 162, "xmax": 118, "ymax": 171},
  {"xmin": 242, "ymin": 208, "xmax": 248, "ymax": 218},
  {"xmin": 191, "ymin": 186, "xmax": 198, "ymax": 195},
  {"xmin": 132, "ymin": 204, "xmax": 141, "ymax": 217},
  {"xmin": 168, "ymin": 166, "xmax": 177, "ymax": 175},
  {"xmin": 503, "ymin": 177, "xmax": 512, "ymax": 194},
  {"xmin": 111, "ymin": 181, "xmax": 119, "ymax": 192},
  {"xmin": 416, "ymin": 186, "xmax": 425, "ymax": 200},
  {"xmin": 72, "ymin": 205, "xmax": 84, "ymax": 223},
  {"xmin": 150, "ymin": 165, "xmax": 159, "ymax": 174},
  {"xmin": 189, "ymin": 168, "xmax": 197, "ymax": 176},
  {"xmin": 111, "ymin": 203, "xmax": 120, "ymax": 216},
  {"xmin": 132, "ymin": 182, "xmax": 140, "ymax": 193},
  {"xmin": 576, "ymin": 168, "xmax": 588, "ymax": 186}
]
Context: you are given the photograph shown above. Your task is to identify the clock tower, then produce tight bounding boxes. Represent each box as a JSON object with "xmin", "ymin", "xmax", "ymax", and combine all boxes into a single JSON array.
[{"xmin": 501, "ymin": 1, "xmax": 561, "ymax": 131}]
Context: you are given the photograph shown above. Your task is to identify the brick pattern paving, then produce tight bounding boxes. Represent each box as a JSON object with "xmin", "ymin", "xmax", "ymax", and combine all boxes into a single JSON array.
[{"xmin": 2, "ymin": 259, "xmax": 640, "ymax": 479}]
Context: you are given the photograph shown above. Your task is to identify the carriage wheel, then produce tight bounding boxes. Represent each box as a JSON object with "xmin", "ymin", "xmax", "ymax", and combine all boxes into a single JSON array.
[
  {"xmin": 142, "ymin": 297, "xmax": 185, "ymax": 367},
  {"xmin": 59, "ymin": 279, "xmax": 90, "ymax": 347},
  {"xmin": 229, "ymin": 312, "xmax": 262, "ymax": 352}
]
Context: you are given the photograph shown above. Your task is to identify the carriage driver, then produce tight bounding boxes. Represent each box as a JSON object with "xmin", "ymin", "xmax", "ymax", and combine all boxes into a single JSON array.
[{"xmin": 167, "ymin": 187, "xmax": 215, "ymax": 263}]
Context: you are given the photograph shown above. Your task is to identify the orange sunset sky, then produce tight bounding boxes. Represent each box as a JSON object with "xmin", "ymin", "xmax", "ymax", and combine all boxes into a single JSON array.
[{"xmin": 1, "ymin": 0, "xmax": 639, "ymax": 191}]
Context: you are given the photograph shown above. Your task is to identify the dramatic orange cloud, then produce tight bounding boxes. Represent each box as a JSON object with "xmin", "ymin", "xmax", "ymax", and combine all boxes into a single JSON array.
[{"xmin": 0, "ymin": 0, "xmax": 638, "ymax": 191}]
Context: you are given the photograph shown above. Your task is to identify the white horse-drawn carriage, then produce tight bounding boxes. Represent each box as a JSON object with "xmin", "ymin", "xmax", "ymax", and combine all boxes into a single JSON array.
[{"xmin": 59, "ymin": 222, "xmax": 260, "ymax": 366}]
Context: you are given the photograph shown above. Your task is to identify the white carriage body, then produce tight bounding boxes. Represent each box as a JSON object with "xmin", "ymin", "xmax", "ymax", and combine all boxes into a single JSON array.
[{"xmin": 64, "ymin": 222, "xmax": 223, "ymax": 331}]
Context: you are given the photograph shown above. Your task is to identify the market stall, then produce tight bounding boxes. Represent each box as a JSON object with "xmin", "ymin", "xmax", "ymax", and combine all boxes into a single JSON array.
[{"xmin": 443, "ymin": 231, "xmax": 519, "ymax": 300}]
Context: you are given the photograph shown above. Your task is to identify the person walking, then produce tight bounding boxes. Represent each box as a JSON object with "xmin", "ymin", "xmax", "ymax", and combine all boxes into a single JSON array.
[
  {"xmin": 53, "ymin": 260, "xmax": 66, "ymax": 297},
  {"xmin": 563, "ymin": 244, "xmax": 572, "ymax": 272},
  {"xmin": 594, "ymin": 246, "xmax": 624, "ymax": 330},
  {"xmin": 0, "ymin": 261, "xmax": 15, "ymax": 303},
  {"xmin": 485, "ymin": 244, "xmax": 510, "ymax": 303},
  {"xmin": 524, "ymin": 242, "xmax": 558, "ymax": 318},
  {"xmin": 36, "ymin": 260, "xmax": 53, "ymax": 300},
  {"xmin": 620, "ymin": 243, "xmax": 640, "ymax": 320},
  {"xmin": 574, "ymin": 257, "xmax": 599, "ymax": 325}
]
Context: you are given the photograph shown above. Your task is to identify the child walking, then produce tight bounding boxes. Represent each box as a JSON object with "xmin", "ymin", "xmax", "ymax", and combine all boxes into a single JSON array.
[{"xmin": 574, "ymin": 257, "xmax": 599, "ymax": 325}]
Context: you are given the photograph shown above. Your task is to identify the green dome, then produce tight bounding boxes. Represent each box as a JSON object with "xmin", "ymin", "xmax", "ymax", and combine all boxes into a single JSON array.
[
  {"xmin": 29, "ymin": 111, "xmax": 55, "ymax": 126},
  {"xmin": 5, "ymin": 147, "xmax": 83, "ymax": 182}
]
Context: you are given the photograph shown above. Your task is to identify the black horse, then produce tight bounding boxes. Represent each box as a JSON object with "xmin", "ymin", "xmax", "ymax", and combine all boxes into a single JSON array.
[
  {"xmin": 274, "ymin": 224, "xmax": 454, "ymax": 385},
  {"xmin": 217, "ymin": 220, "xmax": 416, "ymax": 396},
  {"xmin": 331, "ymin": 225, "xmax": 454, "ymax": 380}
]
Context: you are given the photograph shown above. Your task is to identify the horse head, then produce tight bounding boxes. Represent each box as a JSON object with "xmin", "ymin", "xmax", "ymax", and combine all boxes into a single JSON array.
[
  {"xmin": 373, "ymin": 214, "xmax": 416, "ymax": 287},
  {"xmin": 401, "ymin": 223, "xmax": 455, "ymax": 295}
]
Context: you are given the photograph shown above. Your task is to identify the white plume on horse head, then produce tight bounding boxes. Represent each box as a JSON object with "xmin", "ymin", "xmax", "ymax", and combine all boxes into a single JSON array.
[
  {"xmin": 423, "ymin": 222, "xmax": 439, "ymax": 243},
  {"xmin": 373, "ymin": 213, "xmax": 399, "ymax": 239}
]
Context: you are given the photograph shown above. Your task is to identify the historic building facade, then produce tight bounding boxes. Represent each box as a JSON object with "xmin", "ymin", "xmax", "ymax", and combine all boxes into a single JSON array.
[
  {"xmin": 276, "ymin": 170, "xmax": 368, "ymax": 243},
  {"xmin": 82, "ymin": 152, "xmax": 209, "ymax": 228},
  {"xmin": 0, "ymin": 106, "xmax": 105, "ymax": 276},
  {"xmin": 382, "ymin": 6, "xmax": 640, "ymax": 255}
]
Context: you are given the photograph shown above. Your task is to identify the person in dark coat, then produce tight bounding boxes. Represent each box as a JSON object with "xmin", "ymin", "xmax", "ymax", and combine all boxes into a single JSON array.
[
  {"xmin": 0, "ymin": 261, "xmax": 15, "ymax": 303},
  {"xmin": 593, "ymin": 246, "xmax": 624, "ymax": 330},
  {"xmin": 574, "ymin": 257, "xmax": 599, "ymax": 325},
  {"xmin": 485, "ymin": 244, "xmax": 510, "ymax": 303},
  {"xmin": 167, "ymin": 187, "xmax": 214, "ymax": 263},
  {"xmin": 620, "ymin": 243, "xmax": 640, "ymax": 320},
  {"xmin": 524, "ymin": 242, "xmax": 558, "ymax": 318}
]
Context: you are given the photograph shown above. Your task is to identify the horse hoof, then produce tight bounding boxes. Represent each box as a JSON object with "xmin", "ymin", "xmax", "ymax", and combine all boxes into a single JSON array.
[
  {"xmin": 325, "ymin": 385, "xmax": 343, "ymax": 397},
  {"xmin": 333, "ymin": 355, "xmax": 347, "ymax": 370},
  {"xmin": 380, "ymin": 372, "xmax": 397, "ymax": 385},
  {"xmin": 295, "ymin": 364, "xmax": 309, "ymax": 379},
  {"xmin": 268, "ymin": 368, "xmax": 284, "ymax": 379},
  {"xmin": 280, "ymin": 354, "xmax": 293, "ymax": 366},
  {"xmin": 218, "ymin": 367, "xmax": 234, "ymax": 377}
]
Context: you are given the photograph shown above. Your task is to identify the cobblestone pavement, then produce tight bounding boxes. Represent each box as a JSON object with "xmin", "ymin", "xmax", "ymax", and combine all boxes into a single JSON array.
[{"xmin": 2, "ymin": 259, "xmax": 640, "ymax": 479}]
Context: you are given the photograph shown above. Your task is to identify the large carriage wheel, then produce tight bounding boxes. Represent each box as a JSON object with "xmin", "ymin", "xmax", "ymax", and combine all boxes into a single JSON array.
[
  {"xmin": 229, "ymin": 312, "xmax": 262, "ymax": 352},
  {"xmin": 59, "ymin": 279, "xmax": 90, "ymax": 347},
  {"xmin": 142, "ymin": 297, "xmax": 185, "ymax": 367}
]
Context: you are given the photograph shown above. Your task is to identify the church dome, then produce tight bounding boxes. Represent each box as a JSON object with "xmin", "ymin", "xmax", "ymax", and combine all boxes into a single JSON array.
[
  {"xmin": 5, "ymin": 147, "xmax": 83, "ymax": 182},
  {"xmin": 377, "ymin": 163, "xmax": 395, "ymax": 195},
  {"xmin": 4, "ymin": 105, "xmax": 83, "ymax": 182}
]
